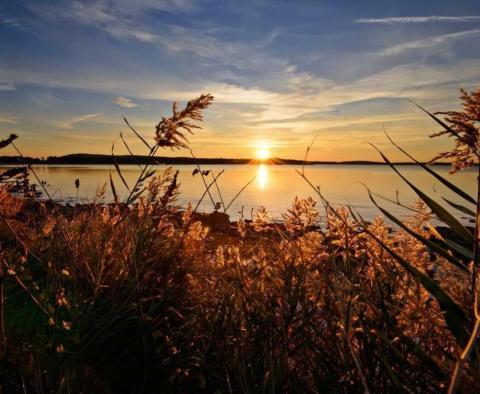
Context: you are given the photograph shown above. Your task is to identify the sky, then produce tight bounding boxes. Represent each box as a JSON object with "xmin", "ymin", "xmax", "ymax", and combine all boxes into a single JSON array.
[{"xmin": 1, "ymin": 0, "xmax": 480, "ymax": 161}]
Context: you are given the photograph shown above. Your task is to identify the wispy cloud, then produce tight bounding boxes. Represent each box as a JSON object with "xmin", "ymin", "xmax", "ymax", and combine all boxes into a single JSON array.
[
  {"xmin": 114, "ymin": 96, "xmax": 139, "ymax": 108},
  {"xmin": 382, "ymin": 28, "xmax": 480, "ymax": 56},
  {"xmin": 56, "ymin": 112, "xmax": 103, "ymax": 129},
  {"xmin": 213, "ymin": 60, "xmax": 480, "ymax": 128},
  {"xmin": 84, "ymin": 0, "xmax": 198, "ymax": 15},
  {"xmin": 2, "ymin": 57, "xmax": 479, "ymax": 121},
  {"xmin": 0, "ymin": 113, "xmax": 18, "ymax": 124},
  {"xmin": 25, "ymin": 0, "xmax": 197, "ymax": 43},
  {"xmin": 0, "ymin": 83, "xmax": 15, "ymax": 91},
  {"xmin": 68, "ymin": 2, "xmax": 157, "ymax": 42},
  {"xmin": 0, "ymin": 13, "xmax": 23, "ymax": 29},
  {"xmin": 27, "ymin": 1, "xmax": 279, "ymax": 68},
  {"xmin": 356, "ymin": 16, "xmax": 480, "ymax": 24}
]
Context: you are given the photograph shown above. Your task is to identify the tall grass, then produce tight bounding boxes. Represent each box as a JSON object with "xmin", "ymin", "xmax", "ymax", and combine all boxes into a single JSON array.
[{"xmin": 0, "ymin": 88, "xmax": 477, "ymax": 393}]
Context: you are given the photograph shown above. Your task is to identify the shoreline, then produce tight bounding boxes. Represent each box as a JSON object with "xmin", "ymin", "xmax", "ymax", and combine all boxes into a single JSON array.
[
  {"xmin": 14, "ymin": 197, "xmax": 476, "ymax": 233},
  {"xmin": 0, "ymin": 154, "xmax": 463, "ymax": 166},
  {"xmin": 0, "ymin": 157, "xmax": 462, "ymax": 167}
]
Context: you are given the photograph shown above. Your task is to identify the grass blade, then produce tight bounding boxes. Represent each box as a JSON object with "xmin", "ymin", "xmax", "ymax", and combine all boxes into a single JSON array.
[
  {"xmin": 384, "ymin": 130, "xmax": 476, "ymax": 205},
  {"xmin": 126, "ymin": 187, "xmax": 146, "ymax": 204},
  {"xmin": 225, "ymin": 176, "xmax": 256, "ymax": 211},
  {"xmin": 443, "ymin": 238, "xmax": 474, "ymax": 261},
  {"xmin": 120, "ymin": 132, "xmax": 141, "ymax": 168},
  {"xmin": 350, "ymin": 207, "xmax": 470, "ymax": 346},
  {"xmin": 123, "ymin": 116, "xmax": 152, "ymax": 150},
  {"xmin": 367, "ymin": 190, "xmax": 469, "ymax": 273},
  {"xmin": 377, "ymin": 308, "xmax": 450, "ymax": 379},
  {"xmin": 441, "ymin": 197, "xmax": 476, "ymax": 217},
  {"xmin": 409, "ymin": 100, "xmax": 462, "ymax": 139},
  {"xmin": 371, "ymin": 144, "xmax": 474, "ymax": 243},
  {"xmin": 112, "ymin": 143, "xmax": 130, "ymax": 192},
  {"xmin": 109, "ymin": 172, "xmax": 119, "ymax": 205}
]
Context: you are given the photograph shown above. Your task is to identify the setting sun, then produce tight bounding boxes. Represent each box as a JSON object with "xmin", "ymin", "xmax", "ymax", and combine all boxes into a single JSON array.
[{"xmin": 256, "ymin": 147, "xmax": 270, "ymax": 160}]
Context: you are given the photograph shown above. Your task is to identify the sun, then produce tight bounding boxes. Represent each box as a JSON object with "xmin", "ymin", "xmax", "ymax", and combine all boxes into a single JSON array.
[{"xmin": 256, "ymin": 147, "xmax": 270, "ymax": 161}]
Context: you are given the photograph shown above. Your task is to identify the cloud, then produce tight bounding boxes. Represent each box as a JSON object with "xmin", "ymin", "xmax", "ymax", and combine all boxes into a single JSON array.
[
  {"xmin": 0, "ymin": 83, "xmax": 15, "ymax": 91},
  {"xmin": 2, "ymin": 58, "xmax": 479, "ymax": 124},
  {"xmin": 86, "ymin": 0, "xmax": 197, "ymax": 14},
  {"xmin": 0, "ymin": 13, "xmax": 23, "ymax": 29},
  {"xmin": 356, "ymin": 16, "xmax": 480, "ymax": 24},
  {"xmin": 166, "ymin": 83, "xmax": 278, "ymax": 104},
  {"xmin": 215, "ymin": 60, "xmax": 480, "ymax": 128},
  {"xmin": 0, "ymin": 113, "xmax": 18, "ymax": 124},
  {"xmin": 381, "ymin": 29, "xmax": 480, "ymax": 56},
  {"xmin": 114, "ymin": 96, "xmax": 139, "ymax": 108},
  {"xmin": 25, "ymin": 0, "xmax": 198, "ymax": 44},
  {"xmin": 56, "ymin": 112, "xmax": 103, "ymax": 129},
  {"xmin": 69, "ymin": 2, "xmax": 157, "ymax": 42},
  {"xmin": 26, "ymin": 1, "xmax": 279, "ymax": 69}
]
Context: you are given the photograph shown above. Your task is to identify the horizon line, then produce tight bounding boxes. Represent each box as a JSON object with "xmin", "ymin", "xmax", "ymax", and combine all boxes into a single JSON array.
[{"xmin": 0, "ymin": 153, "xmax": 459, "ymax": 166}]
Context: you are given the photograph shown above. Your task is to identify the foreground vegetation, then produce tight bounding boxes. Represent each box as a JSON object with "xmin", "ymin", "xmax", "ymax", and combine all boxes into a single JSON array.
[{"xmin": 0, "ymin": 89, "xmax": 478, "ymax": 393}]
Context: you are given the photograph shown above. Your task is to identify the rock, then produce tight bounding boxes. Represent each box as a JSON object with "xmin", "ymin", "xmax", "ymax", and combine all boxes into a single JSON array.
[{"xmin": 195, "ymin": 211, "xmax": 230, "ymax": 233}]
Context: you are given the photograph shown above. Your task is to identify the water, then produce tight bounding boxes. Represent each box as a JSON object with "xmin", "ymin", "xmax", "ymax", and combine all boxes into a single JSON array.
[{"xmin": 4, "ymin": 164, "xmax": 476, "ymax": 222}]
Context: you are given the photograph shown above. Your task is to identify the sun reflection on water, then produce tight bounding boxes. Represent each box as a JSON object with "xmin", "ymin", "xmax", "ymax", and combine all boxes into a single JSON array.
[{"xmin": 257, "ymin": 164, "xmax": 268, "ymax": 189}]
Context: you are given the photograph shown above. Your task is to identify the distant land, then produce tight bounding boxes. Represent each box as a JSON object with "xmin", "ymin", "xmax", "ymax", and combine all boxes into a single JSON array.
[{"xmin": 0, "ymin": 153, "xmax": 453, "ymax": 166}]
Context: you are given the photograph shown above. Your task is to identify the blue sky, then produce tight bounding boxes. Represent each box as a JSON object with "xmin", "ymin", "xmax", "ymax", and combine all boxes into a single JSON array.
[{"xmin": 1, "ymin": 0, "xmax": 480, "ymax": 160}]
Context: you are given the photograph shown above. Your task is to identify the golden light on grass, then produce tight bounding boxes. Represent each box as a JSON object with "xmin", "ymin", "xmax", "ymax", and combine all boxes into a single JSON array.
[{"xmin": 2, "ymin": 88, "xmax": 478, "ymax": 394}]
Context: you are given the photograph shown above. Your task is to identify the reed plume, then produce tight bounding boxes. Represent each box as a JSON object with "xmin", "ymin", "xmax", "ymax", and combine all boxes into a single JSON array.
[
  {"xmin": 155, "ymin": 93, "xmax": 214, "ymax": 149},
  {"xmin": 430, "ymin": 87, "xmax": 480, "ymax": 173}
]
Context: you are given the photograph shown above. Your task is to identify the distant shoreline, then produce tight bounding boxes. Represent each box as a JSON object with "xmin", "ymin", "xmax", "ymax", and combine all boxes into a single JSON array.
[{"xmin": 0, "ymin": 153, "xmax": 458, "ymax": 166}]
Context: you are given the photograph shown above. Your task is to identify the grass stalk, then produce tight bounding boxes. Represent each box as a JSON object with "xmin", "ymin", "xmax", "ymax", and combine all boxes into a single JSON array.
[{"xmin": 448, "ymin": 162, "xmax": 480, "ymax": 394}]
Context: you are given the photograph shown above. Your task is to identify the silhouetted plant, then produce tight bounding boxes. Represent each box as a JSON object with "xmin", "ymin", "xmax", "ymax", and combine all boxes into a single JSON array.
[{"xmin": 0, "ymin": 88, "xmax": 478, "ymax": 393}]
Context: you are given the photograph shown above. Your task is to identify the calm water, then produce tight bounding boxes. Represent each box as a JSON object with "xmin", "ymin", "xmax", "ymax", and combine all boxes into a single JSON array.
[{"xmin": 5, "ymin": 164, "xmax": 476, "ymax": 222}]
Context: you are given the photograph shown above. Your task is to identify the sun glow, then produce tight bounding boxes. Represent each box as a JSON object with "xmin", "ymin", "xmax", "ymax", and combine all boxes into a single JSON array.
[
  {"xmin": 255, "ymin": 143, "xmax": 271, "ymax": 161},
  {"xmin": 256, "ymin": 148, "xmax": 270, "ymax": 160}
]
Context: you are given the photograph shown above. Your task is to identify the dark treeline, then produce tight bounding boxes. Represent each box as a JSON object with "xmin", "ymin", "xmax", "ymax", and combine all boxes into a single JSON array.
[{"xmin": 0, "ymin": 153, "xmax": 453, "ymax": 166}]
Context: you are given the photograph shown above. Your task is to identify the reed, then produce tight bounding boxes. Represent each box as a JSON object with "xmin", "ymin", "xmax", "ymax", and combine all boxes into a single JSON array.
[{"xmin": 0, "ymin": 88, "xmax": 477, "ymax": 393}]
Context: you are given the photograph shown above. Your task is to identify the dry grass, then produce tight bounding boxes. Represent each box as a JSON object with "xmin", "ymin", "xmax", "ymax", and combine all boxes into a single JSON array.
[
  {"xmin": 0, "ymin": 188, "xmax": 464, "ymax": 393},
  {"xmin": 0, "ymin": 89, "xmax": 478, "ymax": 393}
]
